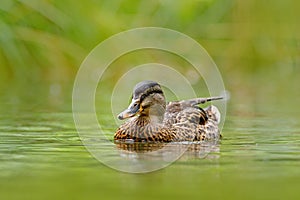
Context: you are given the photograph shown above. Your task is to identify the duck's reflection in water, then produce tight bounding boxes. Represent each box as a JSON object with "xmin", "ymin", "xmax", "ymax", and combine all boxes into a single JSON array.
[{"xmin": 114, "ymin": 141, "xmax": 220, "ymax": 161}]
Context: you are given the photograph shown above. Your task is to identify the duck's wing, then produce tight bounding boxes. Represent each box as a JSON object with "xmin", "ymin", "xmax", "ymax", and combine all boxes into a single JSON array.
[
  {"xmin": 179, "ymin": 96, "xmax": 223, "ymax": 107},
  {"xmin": 193, "ymin": 105, "xmax": 221, "ymax": 141},
  {"xmin": 166, "ymin": 96, "xmax": 223, "ymax": 112},
  {"xmin": 163, "ymin": 101, "xmax": 183, "ymax": 127},
  {"xmin": 164, "ymin": 96, "xmax": 223, "ymax": 125},
  {"xmin": 171, "ymin": 105, "xmax": 221, "ymax": 141},
  {"xmin": 166, "ymin": 107, "xmax": 210, "ymax": 141},
  {"xmin": 164, "ymin": 97, "xmax": 222, "ymax": 141}
]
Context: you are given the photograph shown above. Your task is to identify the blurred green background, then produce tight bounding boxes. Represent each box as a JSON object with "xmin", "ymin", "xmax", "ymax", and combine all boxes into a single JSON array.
[
  {"xmin": 1, "ymin": 1, "xmax": 300, "ymax": 200},
  {"xmin": 1, "ymin": 0, "xmax": 299, "ymax": 113}
]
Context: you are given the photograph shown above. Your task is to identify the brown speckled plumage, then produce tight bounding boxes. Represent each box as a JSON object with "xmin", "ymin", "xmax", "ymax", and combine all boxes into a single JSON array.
[{"xmin": 114, "ymin": 81, "xmax": 223, "ymax": 142}]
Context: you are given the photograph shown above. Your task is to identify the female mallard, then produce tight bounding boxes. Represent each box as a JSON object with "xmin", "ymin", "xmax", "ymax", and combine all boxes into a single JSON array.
[{"xmin": 114, "ymin": 81, "xmax": 223, "ymax": 142}]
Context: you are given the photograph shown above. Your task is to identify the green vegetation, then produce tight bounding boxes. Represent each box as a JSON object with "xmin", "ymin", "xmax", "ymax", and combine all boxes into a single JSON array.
[
  {"xmin": 1, "ymin": 0, "xmax": 299, "ymax": 112},
  {"xmin": 1, "ymin": 0, "xmax": 299, "ymax": 80}
]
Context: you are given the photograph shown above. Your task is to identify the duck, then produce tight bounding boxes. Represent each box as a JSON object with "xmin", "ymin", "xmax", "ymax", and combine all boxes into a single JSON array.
[{"xmin": 114, "ymin": 80, "xmax": 223, "ymax": 143}]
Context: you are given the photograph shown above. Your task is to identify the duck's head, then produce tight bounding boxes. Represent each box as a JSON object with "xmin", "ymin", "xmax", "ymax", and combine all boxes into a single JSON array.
[{"xmin": 118, "ymin": 81, "xmax": 166, "ymax": 121}]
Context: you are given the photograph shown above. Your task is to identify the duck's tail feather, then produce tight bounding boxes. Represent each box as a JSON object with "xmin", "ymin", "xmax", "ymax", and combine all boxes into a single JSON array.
[
  {"xmin": 181, "ymin": 96, "xmax": 224, "ymax": 107},
  {"xmin": 205, "ymin": 105, "xmax": 221, "ymax": 124}
]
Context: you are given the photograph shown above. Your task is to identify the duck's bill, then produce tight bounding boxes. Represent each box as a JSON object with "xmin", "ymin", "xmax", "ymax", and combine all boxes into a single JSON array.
[
  {"xmin": 117, "ymin": 109, "xmax": 137, "ymax": 120},
  {"xmin": 117, "ymin": 99, "xmax": 140, "ymax": 120}
]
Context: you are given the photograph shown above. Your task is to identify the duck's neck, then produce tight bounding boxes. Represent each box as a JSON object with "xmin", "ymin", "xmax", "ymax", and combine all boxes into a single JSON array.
[
  {"xmin": 149, "ymin": 114, "xmax": 164, "ymax": 124},
  {"xmin": 142, "ymin": 105, "xmax": 165, "ymax": 124},
  {"xmin": 135, "ymin": 114, "xmax": 163, "ymax": 126}
]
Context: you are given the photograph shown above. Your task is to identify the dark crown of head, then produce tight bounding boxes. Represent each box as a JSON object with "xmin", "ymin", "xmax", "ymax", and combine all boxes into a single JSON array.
[{"xmin": 133, "ymin": 81, "xmax": 163, "ymax": 100}]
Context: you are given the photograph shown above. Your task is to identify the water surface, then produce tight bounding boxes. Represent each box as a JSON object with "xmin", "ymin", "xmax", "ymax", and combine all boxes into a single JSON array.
[{"xmin": 0, "ymin": 87, "xmax": 299, "ymax": 200}]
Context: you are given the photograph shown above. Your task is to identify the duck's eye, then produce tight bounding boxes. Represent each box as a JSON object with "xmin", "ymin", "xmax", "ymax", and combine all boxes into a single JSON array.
[
  {"xmin": 141, "ymin": 104, "xmax": 150, "ymax": 109},
  {"xmin": 140, "ymin": 94, "xmax": 146, "ymax": 101}
]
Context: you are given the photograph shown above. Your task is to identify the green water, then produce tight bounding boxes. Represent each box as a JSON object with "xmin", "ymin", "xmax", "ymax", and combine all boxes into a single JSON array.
[{"xmin": 0, "ymin": 86, "xmax": 300, "ymax": 200}]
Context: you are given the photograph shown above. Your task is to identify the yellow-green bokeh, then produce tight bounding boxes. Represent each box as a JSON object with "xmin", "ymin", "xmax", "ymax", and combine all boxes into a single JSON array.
[{"xmin": 1, "ymin": 0, "xmax": 299, "ymax": 113}]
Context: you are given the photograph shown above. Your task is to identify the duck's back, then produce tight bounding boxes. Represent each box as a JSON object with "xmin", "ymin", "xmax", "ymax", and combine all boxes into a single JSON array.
[
  {"xmin": 163, "ymin": 101, "xmax": 221, "ymax": 141},
  {"xmin": 163, "ymin": 101, "xmax": 208, "ymax": 126}
]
